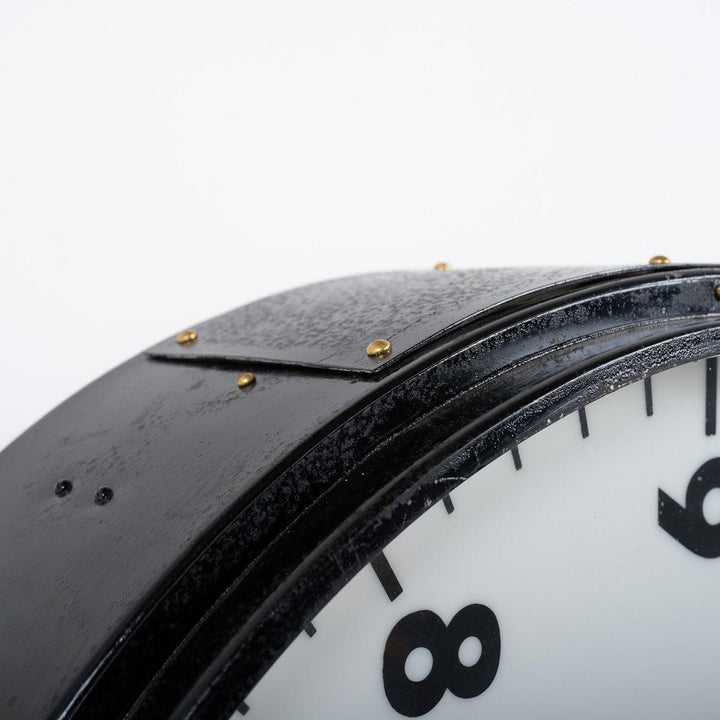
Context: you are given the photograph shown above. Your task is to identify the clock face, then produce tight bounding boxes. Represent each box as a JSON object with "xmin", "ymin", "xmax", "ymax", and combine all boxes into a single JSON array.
[{"xmin": 232, "ymin": 356, "xmax": 720, "ymax": 719}]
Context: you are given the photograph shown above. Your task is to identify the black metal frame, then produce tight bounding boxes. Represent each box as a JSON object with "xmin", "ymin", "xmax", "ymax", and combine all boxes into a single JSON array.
[
  {"xmin": 2, "ymin": 266, "xmax": 720, "ymax": 719},
  {"xmin": 81, "ymin": 268, "xmax": 720, "ymax": 719}
]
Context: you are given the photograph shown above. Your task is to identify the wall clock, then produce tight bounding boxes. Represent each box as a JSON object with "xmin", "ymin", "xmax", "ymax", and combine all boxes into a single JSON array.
[{"xmin": 2, "ymin": 259, "xmax": 720, "ymax": 719}]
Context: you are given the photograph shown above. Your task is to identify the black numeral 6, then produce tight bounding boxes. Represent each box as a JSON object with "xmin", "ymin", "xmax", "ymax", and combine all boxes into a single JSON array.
[{"xmin": 659, "ymin": 457, "xmax": 720, "ymax": 557}]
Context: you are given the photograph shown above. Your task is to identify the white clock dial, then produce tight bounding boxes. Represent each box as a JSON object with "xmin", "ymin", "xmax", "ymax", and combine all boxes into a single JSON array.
[{"xmin": 232, "ymin": 357, "xmax": 720, "ymax": 719}]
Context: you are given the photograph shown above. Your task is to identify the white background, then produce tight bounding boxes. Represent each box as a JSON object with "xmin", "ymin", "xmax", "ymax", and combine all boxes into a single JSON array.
[{"xmin": 2, "ymin": 1, "xmax": 719, "ymax": 450}]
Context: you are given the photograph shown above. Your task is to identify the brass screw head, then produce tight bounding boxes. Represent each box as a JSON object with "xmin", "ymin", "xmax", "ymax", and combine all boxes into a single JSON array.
[
  {"xmin": 649, "ymin": 255, "xmax": 671, "ymax": 265},
  {"xmin": 366, "ymin": 339, "xmax": 392, "ymax": 359},
  {"xmin": 237, "ymin": 372, "xmax": 256, "ymax": 389},
  {"xmin": 434, "ymin": 262, "xmax": 451, "ymax": 271},
  {"xmin": 176, "ymin": 329, "xmax": 198, "ymax": 346}
]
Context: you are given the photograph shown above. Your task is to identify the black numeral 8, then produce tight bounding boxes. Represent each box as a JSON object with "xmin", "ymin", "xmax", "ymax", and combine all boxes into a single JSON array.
[{"xmin": 382, "ymin": 603, "xmax": 501, "ymax": 717}]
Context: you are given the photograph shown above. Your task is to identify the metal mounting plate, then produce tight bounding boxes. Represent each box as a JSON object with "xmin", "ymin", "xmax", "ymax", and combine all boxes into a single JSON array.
[{"xmin": 145, "ymin": 266, "xmax": 651, "ymax": 373}]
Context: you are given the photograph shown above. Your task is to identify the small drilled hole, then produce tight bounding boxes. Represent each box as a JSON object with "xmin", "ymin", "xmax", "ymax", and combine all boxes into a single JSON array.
[
  {"xmin": 94, "ymin": 487, "xmax": 113, "ymax": 505},
  {"xmin": 54, "ymin": 480, "xmax": 73, "ymax": 497}
]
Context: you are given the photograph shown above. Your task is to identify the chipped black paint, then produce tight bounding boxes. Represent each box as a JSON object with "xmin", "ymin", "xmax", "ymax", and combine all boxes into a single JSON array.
[{"xmin": 147, "ymin": 266, "xmax": 708, "ymax": 374}]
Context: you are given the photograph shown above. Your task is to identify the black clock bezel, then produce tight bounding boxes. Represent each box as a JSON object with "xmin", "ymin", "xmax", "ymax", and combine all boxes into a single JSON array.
[
  {"xmin": 2, "ymin": 266, "xmax": 720, "ymax": 720},
  {"xmin": 95, "ymin": 269, "xmax": 720, "ymax": 719}
]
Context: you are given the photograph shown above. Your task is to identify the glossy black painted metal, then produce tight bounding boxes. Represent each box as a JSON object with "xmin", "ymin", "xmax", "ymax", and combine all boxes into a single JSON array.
[
  {"xmin": 147, "ymin": 265, "xmax": 704, "ymax": 373},
  {"xmin": 1, "ymin": 265, "xmax": 719, "ymax": 720}
]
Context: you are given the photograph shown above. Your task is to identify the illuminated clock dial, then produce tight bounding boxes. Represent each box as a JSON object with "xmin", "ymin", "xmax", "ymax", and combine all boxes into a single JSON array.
[{"xmin": 236, "ymin": 358, "xmax": 720, "ymax": 719}]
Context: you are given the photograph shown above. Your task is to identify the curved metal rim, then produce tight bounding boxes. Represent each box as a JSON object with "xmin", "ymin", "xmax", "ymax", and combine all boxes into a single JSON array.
[
  {"xmin": 172, "ymin": 325, "xmax": 720, "ymax": 720},
  {"xmin": 146, "ymin": 265, "xmax": 712, "ymax": 374},
  {"xmin": 58, "ymin": 267, "xmax": 720, "ymax": 719}
]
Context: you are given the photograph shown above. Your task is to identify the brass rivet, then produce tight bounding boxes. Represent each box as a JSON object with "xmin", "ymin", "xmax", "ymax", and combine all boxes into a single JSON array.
[
  {"xmin": 649, "ymin": 255, "xmax": 671, "ymax": 265},
  {"xmin": 176, "ymin": 329, "xmax": 198, "ymax": 346},
  {"xmin": 715, "ymin": 284, "xmax": 720, "ymax": 301},
  {"xmin": 434, "ymin": 262, "xmax": 451, "ymax": 271},
  {"xmin": 237, "ymin": 372, "xmax": 256, "ymax": 388},
  {"xmin": 366, "ymin": 339, "xmax": 392, "ymax": 359}
]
